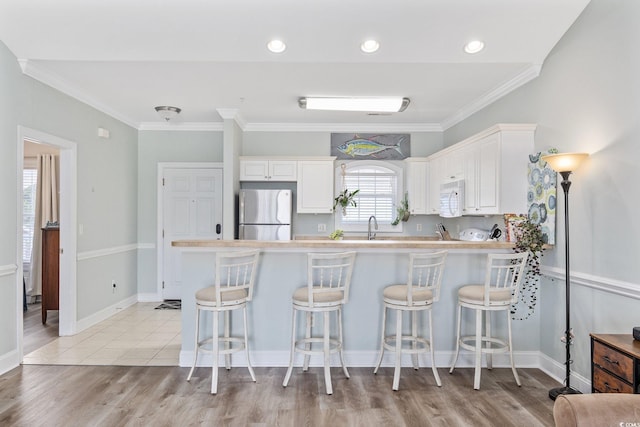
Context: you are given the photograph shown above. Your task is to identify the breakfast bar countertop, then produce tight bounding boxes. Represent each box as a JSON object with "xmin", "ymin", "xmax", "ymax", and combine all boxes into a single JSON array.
[{"xmin": 171, "ymin": 237, "xmax": 515, "ymax": 250}]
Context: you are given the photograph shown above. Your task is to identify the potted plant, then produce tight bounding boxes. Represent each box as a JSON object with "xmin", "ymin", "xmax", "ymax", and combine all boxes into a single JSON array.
[
  {"xmin": 391, "ymin": 192, "xmax": 410, "ymax": 226},
  {"xmin": 511, "ymin": 217, "xmax": 546, "ymax": 320},
  {"xmin": 333, "ymin": 188, "xmax": 359, "ymax": 215},
  {"xmin": 329, "ymin": 229, "xmax": 344, "ymax": 240}
]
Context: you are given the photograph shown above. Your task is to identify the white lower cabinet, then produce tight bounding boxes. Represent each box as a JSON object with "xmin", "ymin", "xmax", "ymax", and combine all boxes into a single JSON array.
[{"xmin": 296, "ymin": 160, "xmax": 335, "ymax": 214}]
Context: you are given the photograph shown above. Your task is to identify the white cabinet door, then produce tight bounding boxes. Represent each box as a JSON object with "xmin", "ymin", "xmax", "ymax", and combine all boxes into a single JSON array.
[
  {"xmin": 427, "ymin": 157, "xmax": 443, "ymax": 214},
  {"xmin": 462, "ymin": 133, "xmax": 500, "ymax": 215},
  {"xmin": 240, "ymin": 160, "xmax": 270, "ymax": 181},
  {"xmin": 269, "ymin": 160, "xmax": 297, "ymax": 181},
  {"xmin": 405, "ymin": 159, "xmax": 428, "ymax": 215},
  {"xmin": 477, "ymin": 134, "xmax": 500, "ymax": 213},
  {"xmin": 239, "ymin": 159, "xmax": 297, "ymax": 181},
  {"xmin": 297, "ymin": 160, "xmax": 334, "ymax": 213}
]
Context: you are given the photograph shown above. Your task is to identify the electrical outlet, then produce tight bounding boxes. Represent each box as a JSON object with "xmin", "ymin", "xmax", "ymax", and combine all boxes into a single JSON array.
[
  {"xmin": 318, "ymin": 223, "xmax": 327, "ymax": 232},
  {"xmin": 416, "ymin": 224, "xmax": 422, "ymax": 232}
]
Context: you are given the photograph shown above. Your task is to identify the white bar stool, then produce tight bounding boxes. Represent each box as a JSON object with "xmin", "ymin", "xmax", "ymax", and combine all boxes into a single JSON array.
[
  {"xmin": 282, "ymin": 251, "xmax": 356, "ymax": 395},
  {"xmin": 186, "ymin": 249, "xmax": 260, "ymax": 394},
  {"xmin": 373, "ymin": 251, "xmax": 448, "ymax": 390},
  {"xmin": 449, "ymin": 252, "xmax": 528, "ymax": 390}
]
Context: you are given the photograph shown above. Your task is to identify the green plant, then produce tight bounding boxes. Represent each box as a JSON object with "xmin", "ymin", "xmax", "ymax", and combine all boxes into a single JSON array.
[
  {"xmin": 333, "ymin": 188, "xmax": 359, "ymax": 214},
  {"xmin": 391, "ymin": 192, "xmax": 410, "ymax": 226},
  {"xmin": 511, "ymin": 218, "xmax": 546, "ymax": 320},
  {"xmin": 329, "ymin": 229, "xmax": 344, "ymax": 240}
]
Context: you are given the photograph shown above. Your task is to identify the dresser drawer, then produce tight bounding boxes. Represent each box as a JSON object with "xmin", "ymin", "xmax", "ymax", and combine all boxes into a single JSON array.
[
  {"xmin": 593, "ymin": 340, "xmax": 634, "ymax": 383},
  {"xmin": 593, "ymin": 365, "xmax": 634, "ymax": 393}
]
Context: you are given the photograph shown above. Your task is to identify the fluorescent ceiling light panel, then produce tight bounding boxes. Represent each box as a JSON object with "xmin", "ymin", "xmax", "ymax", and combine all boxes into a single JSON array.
[{"xmin": 299, "ymin": 97, "xmax": 410, "ymax": 112}]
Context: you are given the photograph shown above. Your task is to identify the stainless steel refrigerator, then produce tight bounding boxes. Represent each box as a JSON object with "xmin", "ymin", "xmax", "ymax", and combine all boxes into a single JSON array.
[{"xmin": 238, "ymin": 189, "xmax": 292, "ymax": 240}]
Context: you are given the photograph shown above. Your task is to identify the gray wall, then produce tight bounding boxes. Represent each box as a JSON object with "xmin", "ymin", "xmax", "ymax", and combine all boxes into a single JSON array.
[
  {"xmin": 0, "ymin": 40, "xmax": 138, "ymax": 365},
  {"xmin": 137, "ymin": 130, "xmax": 223, "ymax": 295},
  {"xmin": 445, "ymin": 0, "xmax": 640, "ymax": 379}
]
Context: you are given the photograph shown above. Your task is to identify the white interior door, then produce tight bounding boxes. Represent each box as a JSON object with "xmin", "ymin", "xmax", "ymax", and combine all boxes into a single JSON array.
[{"xmin": 162, "ymin": 168, "xmax": 222, "ymax": 300}]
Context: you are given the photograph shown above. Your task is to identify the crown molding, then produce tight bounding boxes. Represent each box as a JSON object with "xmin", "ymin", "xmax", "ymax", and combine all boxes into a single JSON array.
[
  {"xmin": 18, "ymin": 59, "xmax": 139, "ymax": 129},
  {"xmin": 242, "ymin": 122, "xmax": 442, "ymax": 133},
  {"xmin": 138, "ymin": 122, "xmax": 224, "ymax": 131},
  {"xmin": 440, "ymin": 63, "xmax": 542, "ymax": 131},
  {"xmin": 18, "ymin": 59, "xmax": 538, "ymax": 134}
]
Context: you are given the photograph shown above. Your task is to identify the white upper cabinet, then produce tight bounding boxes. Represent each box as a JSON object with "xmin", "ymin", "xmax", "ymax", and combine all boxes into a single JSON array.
[
  {"xmin": 404, "ymin": 158, "xmax": 428, "ymax": 215},
  {"xmin": 297, "ymin": 159, "xmax": 335, "ymax": 214},
  {"xmin": 428, "ymin": 124, "xmax": 535, "ymax": 216},
  {"xmin": 239, "ymin": 158, "xmax": 297, "ymax": 181}
]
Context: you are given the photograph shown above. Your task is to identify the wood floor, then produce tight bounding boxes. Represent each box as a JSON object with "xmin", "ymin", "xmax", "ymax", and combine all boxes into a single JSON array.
[
  {"xmin": 0, "ymin": 364, "xmax": 558, "ymax": 426},
  {"xmin": 22, "ymin": 302, "xmax": 59, "ymax": 355}
]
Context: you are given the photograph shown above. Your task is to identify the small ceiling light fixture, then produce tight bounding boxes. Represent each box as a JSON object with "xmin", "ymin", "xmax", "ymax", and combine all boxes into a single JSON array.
[
  {"xmin": 360, "ymin": 39, "xmax": 380, "ymax": 53},
  {"xmin": 155, "ymin": 106, "xmax": 181, "ymax": 121},
  {"xmin": 298, "ymin": 96, "xmax": 410, "ymax": 113},
  {"xmin": 464, "ymin": 40, "xmax": 485, "ymax": 54},
  {"xmin": 267, "ymin": 39, "xmax": 287, "ymax": 53}
]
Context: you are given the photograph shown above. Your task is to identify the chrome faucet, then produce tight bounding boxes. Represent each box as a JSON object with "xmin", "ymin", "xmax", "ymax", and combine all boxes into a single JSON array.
[{"xmin": 368, "ymin": 215, "xmax": 378, "ymax": 240}]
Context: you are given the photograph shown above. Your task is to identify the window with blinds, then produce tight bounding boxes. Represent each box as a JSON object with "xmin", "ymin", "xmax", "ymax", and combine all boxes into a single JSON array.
[
  {"xmin": 335, "ymin": 162, "xmax": 402, "ymax": 233},
  {"xmin": 23, "ymin": 168, "xmax": 38, "ymax": 263}
]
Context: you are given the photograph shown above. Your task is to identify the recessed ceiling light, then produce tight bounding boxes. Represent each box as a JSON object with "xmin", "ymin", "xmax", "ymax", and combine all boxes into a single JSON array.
[
  {"xmin": 360, "ymin": 39, "xmax": 380, "ymax": 54},
  {"xmin": 464, "ymin": 40, "xmax": 485, "ymax": 54},
  {"xmin": 267, "ymin": 39, "xmax": 286, "ymax": 53}
]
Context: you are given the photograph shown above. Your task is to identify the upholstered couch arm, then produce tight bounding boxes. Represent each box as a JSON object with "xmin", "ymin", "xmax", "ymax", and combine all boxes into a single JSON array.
[{"xmin": 553, "ymin": 394, "xmax": 640, "ymax": 427}]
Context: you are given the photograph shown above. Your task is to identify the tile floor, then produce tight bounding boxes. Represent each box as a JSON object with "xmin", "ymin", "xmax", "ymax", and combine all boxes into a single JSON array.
[{"xmin": 23, "ymin": 302, "xmax": 181, "ymax": 366}]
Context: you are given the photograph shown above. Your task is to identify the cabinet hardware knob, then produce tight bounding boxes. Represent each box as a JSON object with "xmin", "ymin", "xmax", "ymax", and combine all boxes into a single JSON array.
[{"xmin": 603, "ymin": 355, "xmax": 620, "ymax": 365}]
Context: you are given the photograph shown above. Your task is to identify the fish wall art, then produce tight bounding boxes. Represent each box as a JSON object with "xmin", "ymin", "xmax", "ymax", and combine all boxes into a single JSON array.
[{"xmin": 330, "ymin": 133, "xmax": 410, "ymax": 160}]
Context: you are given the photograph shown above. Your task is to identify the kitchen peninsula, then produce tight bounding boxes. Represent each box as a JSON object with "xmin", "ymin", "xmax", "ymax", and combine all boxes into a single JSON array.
[{"xmin": 172, "ymin": 238, "xmax": 537, "ymax": 371}]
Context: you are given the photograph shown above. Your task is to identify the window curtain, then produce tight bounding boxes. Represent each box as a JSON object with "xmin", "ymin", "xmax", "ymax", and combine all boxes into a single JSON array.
[{"xmin": 28, "ymin": 154, "xmax": 59, "ymax": 297}]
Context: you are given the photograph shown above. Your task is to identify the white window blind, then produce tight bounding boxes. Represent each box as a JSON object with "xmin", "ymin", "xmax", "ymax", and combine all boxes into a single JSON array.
[
  {"xmin": 335, "ymin": 162, "xmax": 402, "ymax": 233},
  {"xmin": 23, "ymin": 169, "xmax": 38, "ymax": 263}
]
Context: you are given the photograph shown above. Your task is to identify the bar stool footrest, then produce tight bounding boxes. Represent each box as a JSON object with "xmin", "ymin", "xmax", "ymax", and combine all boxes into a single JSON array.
[
  {"xmin": 459, "ymin": 336, "xmax": 509, "ymax": 354},
  {"xmin": 382, "ymin": 335, "xmax": 431, "ymax": 354},
  {"xmin": 197, "ymin": 336, "xmax": 247, "ymax": 356}
]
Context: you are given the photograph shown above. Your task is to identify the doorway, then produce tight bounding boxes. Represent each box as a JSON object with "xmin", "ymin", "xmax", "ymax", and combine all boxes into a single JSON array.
[
  {"xmin": 157, "ymin": 163, "xmax": 223, "ymax": 301},
  {"xmin": 17, "ymin": 126, "xmax": 77, "ymax": 362}
]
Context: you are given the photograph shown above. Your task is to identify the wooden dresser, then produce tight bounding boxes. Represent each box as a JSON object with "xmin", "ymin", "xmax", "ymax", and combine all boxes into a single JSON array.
[
  {"xmin": 590, "ymin": 333, "xmax": 640, "ymax": 394},
  {"xmin": 41, "ymin": 227, "xmax": 59, "ymax": 324}
]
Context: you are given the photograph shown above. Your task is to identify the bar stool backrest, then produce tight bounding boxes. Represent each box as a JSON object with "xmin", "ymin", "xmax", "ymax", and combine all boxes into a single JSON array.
[
  {"xmin": 214, "ymin": 249, "xmax": 260, "ymax": 306},
  {"xmin": 483, "ymin": 252, "xmax": 528, "ymax": 306},
  {"xmin": 306, "ymin": 251, "xmax": 357, "ymax": 306},
  {"xmin": 407, "ymin": 250, "xmax": 448, "ymax": 305}
]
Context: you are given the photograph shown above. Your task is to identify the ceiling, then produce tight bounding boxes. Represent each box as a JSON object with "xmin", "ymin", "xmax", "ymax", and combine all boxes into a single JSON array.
[{"xmin": 0, "ymin": 0, "xmax": 590, "ymax": 131}]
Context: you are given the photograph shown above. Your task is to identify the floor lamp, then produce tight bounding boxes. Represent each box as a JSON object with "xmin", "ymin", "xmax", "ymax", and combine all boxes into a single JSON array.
[{"xmin": 541, "ymin": 152, "xmax": 589, "ymax": 401}]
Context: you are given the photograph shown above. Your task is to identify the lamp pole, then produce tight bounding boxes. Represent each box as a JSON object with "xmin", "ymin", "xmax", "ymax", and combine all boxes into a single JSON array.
[
  {"xmin": 542, "ymin": 152, "xmax": 588, "ymax": 400},
  {"xmin": 548, "ymin": 171, "xmax": 580, "ymax": 400}
]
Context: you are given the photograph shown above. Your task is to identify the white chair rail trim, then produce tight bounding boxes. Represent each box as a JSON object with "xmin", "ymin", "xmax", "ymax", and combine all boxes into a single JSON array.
[
  {"xmin": 0, "ymin": 263, "xmax": 18, "ymax": 278},
  {"xmin": 77, "ymin": 244, "xmax": 144, "ymax": 261},
  {"xmin": 542, "ymin": 266, "xmax": 640, "ymax": 300}
]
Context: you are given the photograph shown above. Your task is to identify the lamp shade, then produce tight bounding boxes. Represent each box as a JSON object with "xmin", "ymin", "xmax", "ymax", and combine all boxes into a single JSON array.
[{"xmin": 541, "ymin": 152, "xmax": 588, "ymax": 173}]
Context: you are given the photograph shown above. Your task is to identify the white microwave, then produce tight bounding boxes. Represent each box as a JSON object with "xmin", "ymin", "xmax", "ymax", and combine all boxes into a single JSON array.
[{"xmin": 439, "ymin": 179, "xmax": 465, "ymax": 218}]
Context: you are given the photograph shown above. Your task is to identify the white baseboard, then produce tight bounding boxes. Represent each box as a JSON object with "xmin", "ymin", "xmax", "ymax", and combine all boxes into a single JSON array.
[
  {"xmin": 538, "ymin": 352, "xmax": 591, "ymax": 394},
  {"xmin": 75, "ymin": 295, "xmax": 138, "ymax": 334},
  {"xmin": 137, "ymin": 293, "xmax": 162, "ymax": 302},
  {"xmin": 0, "ymin": 349, "xmax": 20, "ymax": 377},
  {"xmin": 179, "ymin": 349, "xmax": 544, "ymax": 370}
]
